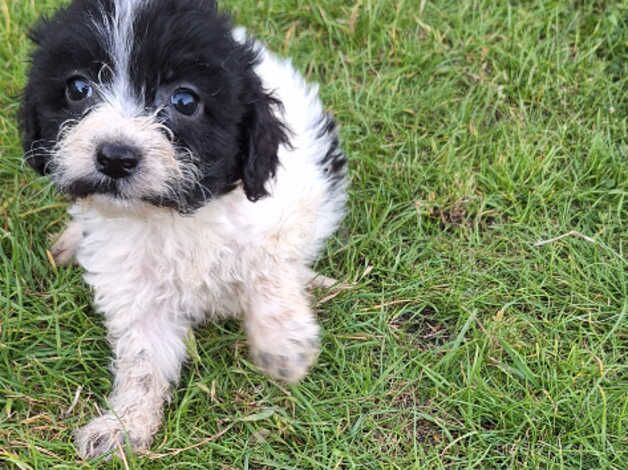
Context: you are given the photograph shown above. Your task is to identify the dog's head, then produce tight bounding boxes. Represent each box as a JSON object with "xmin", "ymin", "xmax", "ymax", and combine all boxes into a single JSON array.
[{"xmin": 20, "ymin": 0, "xmax": 288, "ymax": 213}]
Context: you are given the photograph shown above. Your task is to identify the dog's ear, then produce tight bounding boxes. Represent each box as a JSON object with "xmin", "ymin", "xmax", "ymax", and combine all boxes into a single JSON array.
[
  {"xmin": 240, "ymin": 88, "xmax": 289, "ymax": 202},
  {"xmin": 19, "ymin": 84, "xmax": 47, "ymax": 175},
  {"xmin": 19, "ymin": 18, "xmax": 52, "ymax": 175}
]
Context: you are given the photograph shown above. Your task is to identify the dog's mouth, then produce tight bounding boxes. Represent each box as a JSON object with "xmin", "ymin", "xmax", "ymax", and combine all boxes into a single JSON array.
[
  {"xmin": 57, "ymin": 173, "xmax": 199, "ymax": 214},
  {"xmin": 62, "ymin": 176, "xmax": 123, "ymax": 199}
]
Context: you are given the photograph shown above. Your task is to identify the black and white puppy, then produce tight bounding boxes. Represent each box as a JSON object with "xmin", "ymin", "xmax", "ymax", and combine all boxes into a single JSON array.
[{"xmin": 20, "ymin": 0, "xmax": 347, "ymax": 459}]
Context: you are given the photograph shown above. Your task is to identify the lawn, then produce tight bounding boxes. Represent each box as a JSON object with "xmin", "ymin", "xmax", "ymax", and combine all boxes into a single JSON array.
[{"xmin": 0, "ymin": 0, "xmax": 626, "ymax": 468}]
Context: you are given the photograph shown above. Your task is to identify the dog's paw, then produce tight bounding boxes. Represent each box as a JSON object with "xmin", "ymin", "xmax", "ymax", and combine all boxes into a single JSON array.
[
  {"xmin": 249, "ymin": 317, "xmax": 320, "ymax": 383},
  {"xmin": 75, "ymin": 414, "xmax": 150, "ymax": 460},
  {"xmin": 50, "ymin": 221, "xmax": 82, "ymax": 267}
]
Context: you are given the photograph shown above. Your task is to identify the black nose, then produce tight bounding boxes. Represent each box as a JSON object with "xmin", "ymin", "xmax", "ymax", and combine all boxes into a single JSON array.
[{"xmin": 96, "ymin": 143, "xmax": 141, "ymax": 179}]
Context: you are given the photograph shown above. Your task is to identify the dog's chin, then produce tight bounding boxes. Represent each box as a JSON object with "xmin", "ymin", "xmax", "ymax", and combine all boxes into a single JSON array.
[{"xmin": 89, "ymin": 194, "xmax": 150, "ymax": 213}]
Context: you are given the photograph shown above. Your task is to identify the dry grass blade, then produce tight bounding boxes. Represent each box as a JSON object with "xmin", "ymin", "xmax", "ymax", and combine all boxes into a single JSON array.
[
  {"xmin": 533, "ymin": 230, "xmax": 596, "ymax": 247},
  {"xmin": 61, "ymin": 386, "xmax": 82, "ymax": 418},
  {"xmin": 143, "ymin": 422, "xmax": 236, "ymax": 460}
]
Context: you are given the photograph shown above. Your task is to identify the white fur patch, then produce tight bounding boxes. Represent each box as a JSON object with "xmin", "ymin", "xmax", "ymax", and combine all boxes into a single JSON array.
[{"xmin": 91, "ymin": 0, "xmax": 146, "ymax": 115}]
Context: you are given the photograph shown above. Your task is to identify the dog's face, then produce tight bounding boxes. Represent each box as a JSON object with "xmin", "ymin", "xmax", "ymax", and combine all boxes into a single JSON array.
[{"xmin": 20, "ymin": 0, "xmax": 287, "ymax": 212}]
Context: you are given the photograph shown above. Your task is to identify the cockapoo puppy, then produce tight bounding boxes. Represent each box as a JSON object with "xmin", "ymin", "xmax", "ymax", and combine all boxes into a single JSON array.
[{"xmin": 20, "ymin": 0, "xmax": 347, "ymax": 459}]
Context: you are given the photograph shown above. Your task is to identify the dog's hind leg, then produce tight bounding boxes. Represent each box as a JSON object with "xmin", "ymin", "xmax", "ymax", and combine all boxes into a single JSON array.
[{"xmin": 50, "ymin": 220, "xmax": 82, "ymax": 267}]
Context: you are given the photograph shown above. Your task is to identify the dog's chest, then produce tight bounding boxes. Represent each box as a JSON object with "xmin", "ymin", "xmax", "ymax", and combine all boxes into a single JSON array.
[{"xmin": 72, "ymin": 204, "xmax": 248, "ymax": 320}]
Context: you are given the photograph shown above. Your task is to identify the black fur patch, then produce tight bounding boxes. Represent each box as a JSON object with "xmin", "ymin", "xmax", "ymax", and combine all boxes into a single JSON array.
[{"xmin": 317, "ymin": 113, "xmax": 347, "ymax": 190}]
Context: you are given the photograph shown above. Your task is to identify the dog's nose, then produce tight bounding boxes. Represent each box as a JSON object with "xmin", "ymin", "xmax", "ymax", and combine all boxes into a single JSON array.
[{"xmin": 96, "ymin": 143, "xmax": 141, "ymax": 179}]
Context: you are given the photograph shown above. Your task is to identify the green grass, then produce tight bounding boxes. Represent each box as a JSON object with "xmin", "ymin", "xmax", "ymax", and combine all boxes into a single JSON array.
[{"xmin": 1, "ymin": 0, "xmax": 626, "ymax": 468}]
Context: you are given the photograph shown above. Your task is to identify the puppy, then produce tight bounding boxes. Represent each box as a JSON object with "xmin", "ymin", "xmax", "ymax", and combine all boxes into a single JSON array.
[{"xmin": 20, "ymin": 0, "xmax": 347, "ymax": 459}]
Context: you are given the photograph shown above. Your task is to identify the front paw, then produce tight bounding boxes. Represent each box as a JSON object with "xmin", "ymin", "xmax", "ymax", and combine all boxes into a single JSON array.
[
  {"xmin": 50, "ymin": 221, "xmax": 82, "ymax": 267},
  {"xmin": 249, "ymin": 317, "xmax": 321, "ymax": 383},
  {"xmin": 75, "ymin": 413, "xmax": 150, "ymax": 459}
]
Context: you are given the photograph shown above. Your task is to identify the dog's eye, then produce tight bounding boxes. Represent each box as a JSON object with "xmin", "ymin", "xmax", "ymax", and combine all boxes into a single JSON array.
[
  {"xmin": 171, "ymin": 89, "xmax": 199, "ymax": 116},
  {"xmin": 66, "ymin": 77, "xmax": 93, "ymax": 102}
]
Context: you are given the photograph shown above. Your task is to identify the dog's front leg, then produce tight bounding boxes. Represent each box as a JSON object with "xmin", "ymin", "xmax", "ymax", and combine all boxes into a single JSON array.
[
  {"xmin": 50, "ymin": 219, "xmax": 82, "ymax": 266},
  {"xmin": 245, "ymin": 267, "xmax": 320, "ymax": 383},
  {"xmin": 75, "ymin": 316, "xmax": 188, "ymax": 459}
]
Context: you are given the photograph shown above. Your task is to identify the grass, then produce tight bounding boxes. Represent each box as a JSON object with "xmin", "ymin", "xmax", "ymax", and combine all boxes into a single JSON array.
[{"xmin": 0, "ymin": 0, "xmax": 626, "ymax": 468}]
